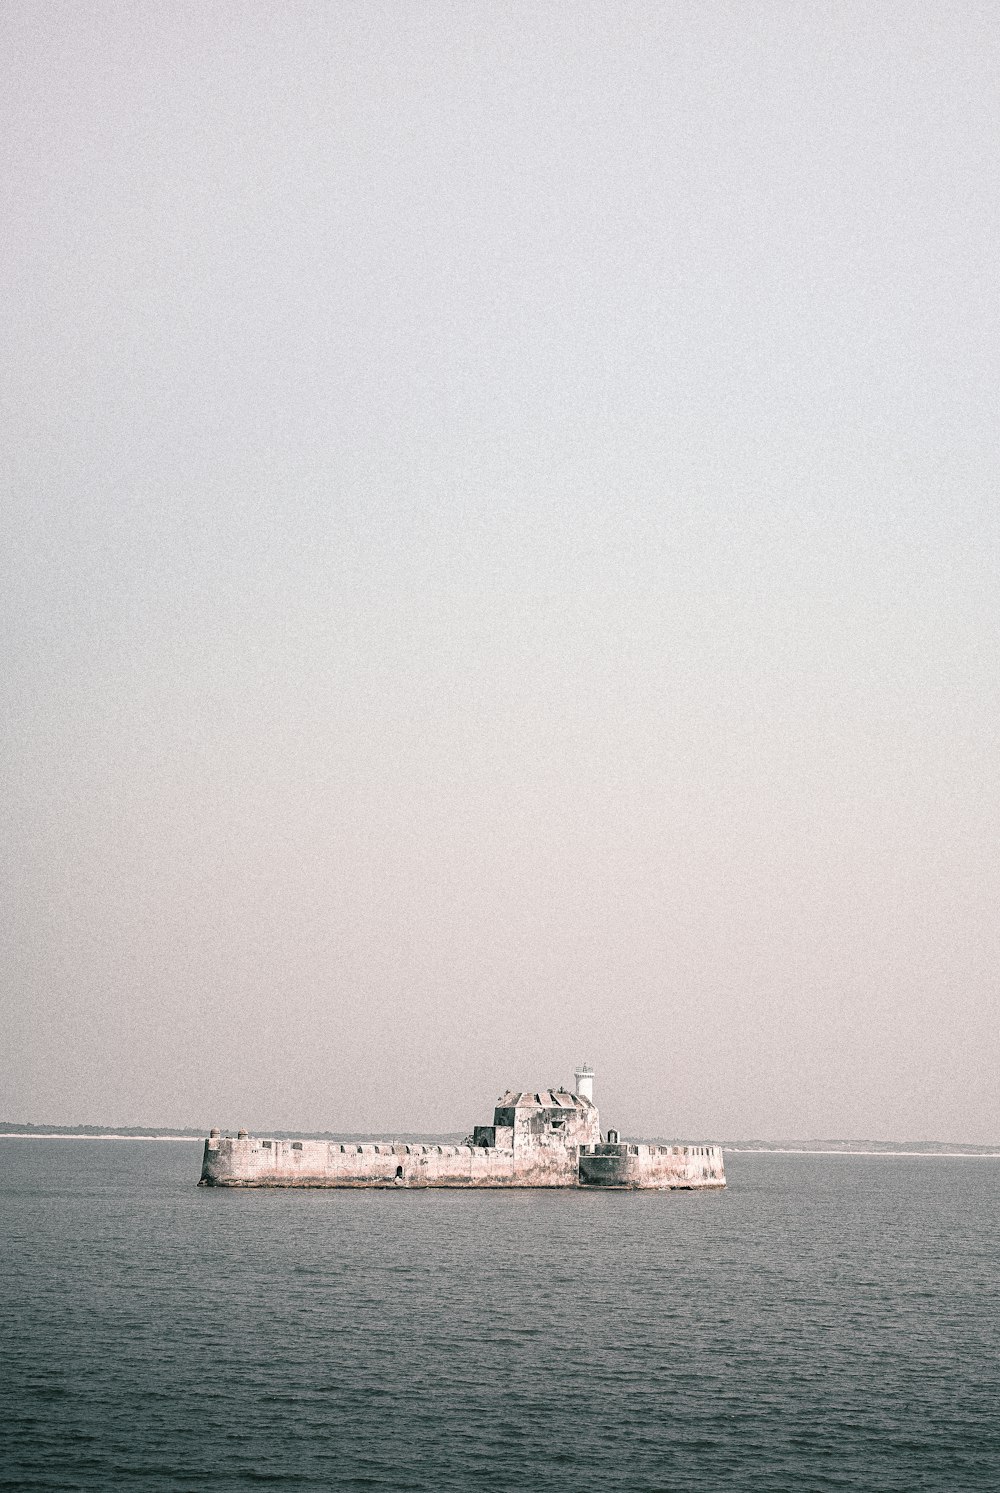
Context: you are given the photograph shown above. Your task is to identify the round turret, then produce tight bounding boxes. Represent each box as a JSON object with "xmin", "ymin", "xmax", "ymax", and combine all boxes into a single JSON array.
[{"xmin": 574, "ymin": 1063, "xmax": 595, "ymax": 1103}]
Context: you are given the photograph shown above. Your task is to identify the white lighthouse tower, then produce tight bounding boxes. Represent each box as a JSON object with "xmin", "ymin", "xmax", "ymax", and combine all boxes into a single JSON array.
[{"xmin": 574, "ymin": 1063, "xmax": 595, "ymax": 1103}]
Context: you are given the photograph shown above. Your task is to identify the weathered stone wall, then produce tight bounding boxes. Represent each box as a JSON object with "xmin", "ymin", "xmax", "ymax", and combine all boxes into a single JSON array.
[
  {"xmin": 201, "ymin": 1135, "xmax": 518, "ymax": 1187},
  {"xmin": 578, "ymin": 1142, "xmax": 726, "ymax": 1189},
  {"xmin": 511, "ymin": 1114, "xmax": 580, "ymax": 1185},
  {"xmin": 470, "ymin": 1125, "xmax": 514, "ymax": 1149}
]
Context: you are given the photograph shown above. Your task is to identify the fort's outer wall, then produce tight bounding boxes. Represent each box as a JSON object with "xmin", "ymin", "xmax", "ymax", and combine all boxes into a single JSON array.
[
  {"xmin": 578, "ymin": 1143, "xmax": 726, "ymax": 1189},
  {"xmin": 200, "ymin": 1136, "xmax": 519, "ymax": 1187},
  {"xmin": 201, "ymin": 1136, "xmax": 726, "ymax": 1188}
]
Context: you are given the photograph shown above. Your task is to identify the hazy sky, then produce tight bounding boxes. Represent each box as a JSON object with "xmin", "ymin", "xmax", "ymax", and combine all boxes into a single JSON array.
[{"xmin": 3, "ymin": 3, "xmax": 998, "ymax": 1140}]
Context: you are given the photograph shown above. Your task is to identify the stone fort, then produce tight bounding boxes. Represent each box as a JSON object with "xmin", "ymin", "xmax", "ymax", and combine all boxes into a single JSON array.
[{"xmin": 199, "ymin": 1065, "xmax": 725, "ymax": 1190}]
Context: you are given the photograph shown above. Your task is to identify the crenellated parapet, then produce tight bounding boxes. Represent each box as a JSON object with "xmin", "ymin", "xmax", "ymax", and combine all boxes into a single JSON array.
[
  {"xmin": 200, "ymin": 1135, "xmax": 518, "ymax": 1187},
  {"xmin": 578, "ymin": 1141, "xmax": 726, "ymax": 1189}
]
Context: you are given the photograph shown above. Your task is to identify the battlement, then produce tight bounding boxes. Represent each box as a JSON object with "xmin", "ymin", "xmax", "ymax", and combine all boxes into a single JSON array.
[{"xmin": 578, "ymin": 1141, "xmax": 725, "ymax": 1189}]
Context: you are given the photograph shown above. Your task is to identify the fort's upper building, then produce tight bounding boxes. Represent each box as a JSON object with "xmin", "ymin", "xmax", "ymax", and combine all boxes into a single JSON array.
[{"xmin": 470, "ymin": 1086, "xmax": 600, "ymax": 1175}]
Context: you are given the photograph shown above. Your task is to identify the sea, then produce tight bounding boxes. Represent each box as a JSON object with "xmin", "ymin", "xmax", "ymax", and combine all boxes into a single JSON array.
[{"xmin": 1, "ymin": 1140, "xmax": 998, "ymax": 1491}]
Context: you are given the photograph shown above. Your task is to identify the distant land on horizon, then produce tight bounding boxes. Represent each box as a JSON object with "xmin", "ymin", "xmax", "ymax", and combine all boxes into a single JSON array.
[{"xmin": 2, "ymin": 1122, "xmax": 999, "ymax": 1154}]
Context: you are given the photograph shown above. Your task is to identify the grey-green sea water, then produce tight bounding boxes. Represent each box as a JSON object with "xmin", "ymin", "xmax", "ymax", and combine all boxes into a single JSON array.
[{"xmin": 1, "ymin": 1140, "xmax": 997, "ymax": 1490}]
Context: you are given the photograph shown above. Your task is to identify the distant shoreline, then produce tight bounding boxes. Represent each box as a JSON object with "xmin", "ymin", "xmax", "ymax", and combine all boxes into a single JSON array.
[
  {"xmin": 0, "ymin": 1132, "xmax": 201, "ymax": 1142},
  {"xmin": 723, "ymin": 1147, "xmax": 1000, "ymax": 1158},
  {"xmin": 2, "ymin": 1132, "xmax": 999, "ymax": 1157}
]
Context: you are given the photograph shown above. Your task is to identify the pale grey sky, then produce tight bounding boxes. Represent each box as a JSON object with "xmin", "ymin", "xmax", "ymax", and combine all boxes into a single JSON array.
[{"xmin": 2, "ymin": 3, "xmax": 998, "ymax": 1139}]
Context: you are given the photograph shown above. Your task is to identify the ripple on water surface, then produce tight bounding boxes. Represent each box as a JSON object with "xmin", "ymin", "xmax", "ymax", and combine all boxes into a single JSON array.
[{"xmin": 2, "ymin": 1141, "xmax": 999, "ymax": 1491}]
